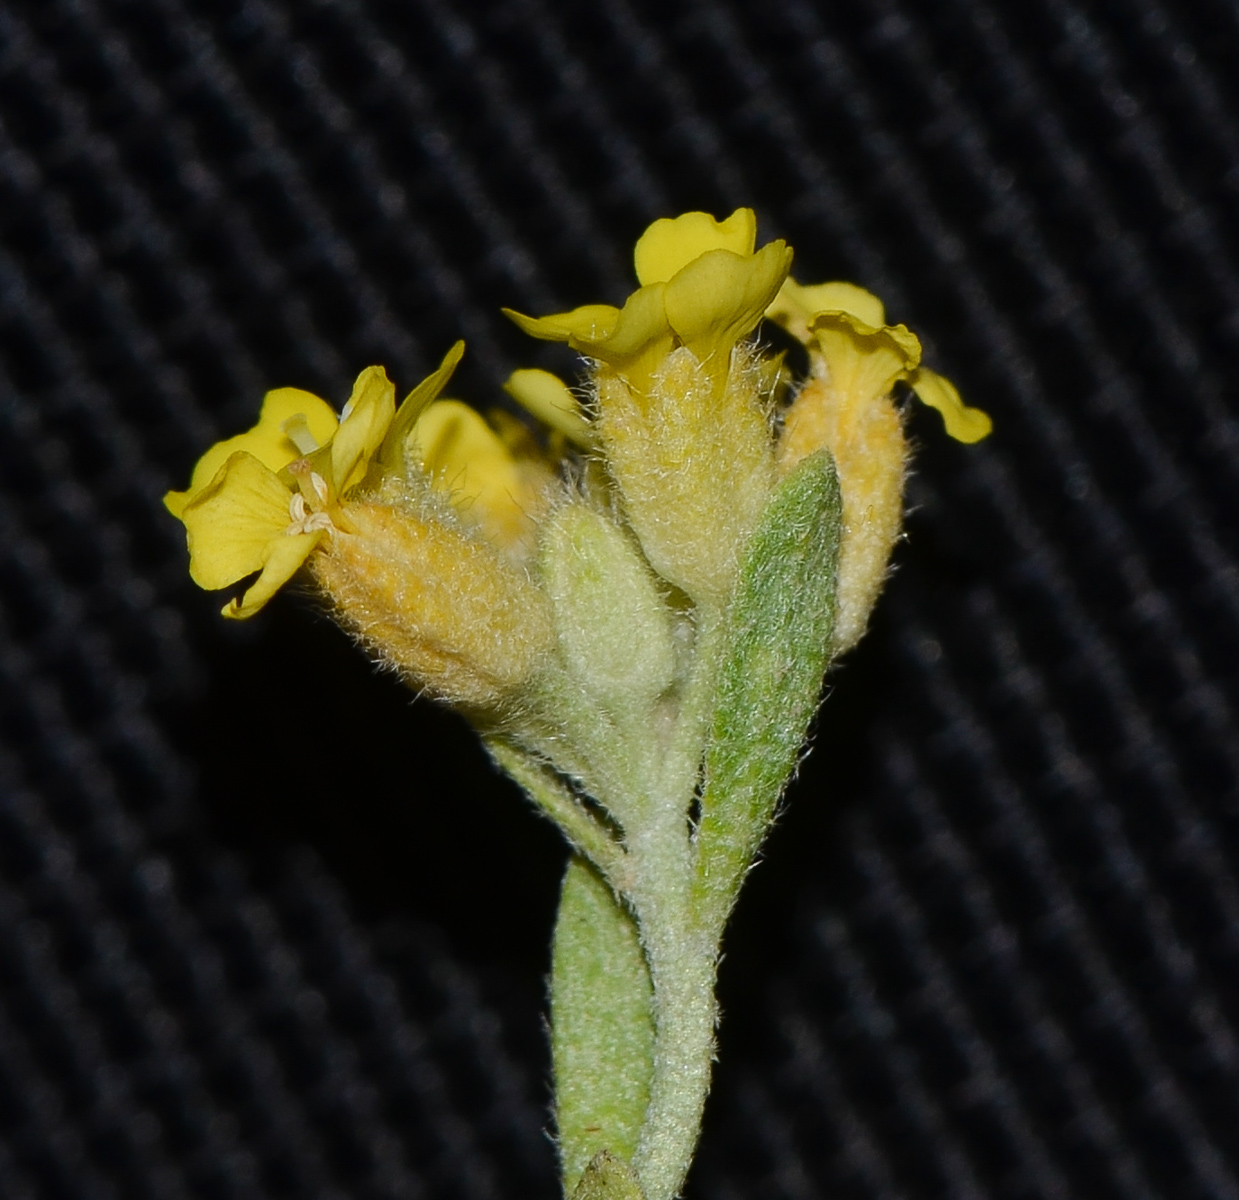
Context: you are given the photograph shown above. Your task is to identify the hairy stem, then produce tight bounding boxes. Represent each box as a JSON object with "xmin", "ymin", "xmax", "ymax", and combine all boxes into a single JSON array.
[
  {"xmin": 626, "ymin": 609, "xmax": 728, "ymax": 1200},
  {"xmin": 627, "ymin": 807, "xmax": 718, "ymax": 1200},
  {"xmin": 633, "ymin": 918, "xmax": 717, "ymax": 1199}
]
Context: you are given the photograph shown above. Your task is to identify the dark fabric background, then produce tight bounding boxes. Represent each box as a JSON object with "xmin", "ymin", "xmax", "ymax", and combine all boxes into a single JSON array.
[{"xmin": 1, "ymin": 0, "xmax": 1237, "ymax": 1196}]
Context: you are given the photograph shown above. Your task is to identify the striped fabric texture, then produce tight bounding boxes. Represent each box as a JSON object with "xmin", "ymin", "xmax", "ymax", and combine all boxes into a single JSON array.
[{"xmin": 0, "ymin": 1, "xmax": 1237, "ymax": 1197}]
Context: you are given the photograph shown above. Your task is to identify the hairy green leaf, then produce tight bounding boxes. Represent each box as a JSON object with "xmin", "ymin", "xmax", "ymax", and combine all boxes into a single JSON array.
[
  {"xmin": 553, "ymin": 857, "xmax": 655, "ymax": 1195},
  {"xmin": 692, "ymin": 451, "xmax": 842, "ymax": 933}
]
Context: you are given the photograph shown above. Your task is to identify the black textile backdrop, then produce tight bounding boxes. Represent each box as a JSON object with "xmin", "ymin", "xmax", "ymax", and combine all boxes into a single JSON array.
[{"xmin": 1, "ymin": 0, "xmax": 1237, "ymax": 1196}]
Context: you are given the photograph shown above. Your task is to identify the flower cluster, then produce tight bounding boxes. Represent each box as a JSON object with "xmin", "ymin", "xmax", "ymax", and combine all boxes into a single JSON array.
[
  {"xmin": 166, "ymin": 210, "xmax": 990, "ymax": 1200},
  {"xmin": 166, "ymin": 341, "xmax": 556, "ymax": 707},
  {"xmin": 167, "ymin": 207, "xmax": 986, "ymax": 696}
]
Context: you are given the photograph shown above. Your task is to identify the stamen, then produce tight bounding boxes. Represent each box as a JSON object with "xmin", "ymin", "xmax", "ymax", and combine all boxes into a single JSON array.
[
  {"xmin": 309, "ymin": 472, "xmax": 330, "ymax": 504},
  {"xmin": 286, "ymin": 491, "xmax": 336, "ymax": 537},
  {"xmin": 283, "ymin": 414, "xmax": 320, "ymax": 456}
]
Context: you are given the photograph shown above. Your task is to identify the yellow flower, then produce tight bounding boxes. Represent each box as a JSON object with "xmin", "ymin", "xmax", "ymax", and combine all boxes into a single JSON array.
[
  {"xmin": 767, "ymin": 278, "xmax": 992, "ymax": 443},
  {"xmin": 769, "ymin": 279, "xmax": 991, "ymax": 653},
  {"xmin": 166, "ymin": 344, "xmax": 464, "ymax": 618},
  {"xmin": 505, "ymin": 209, "xmax": 792, "ymax": 402},
  {"xmin": 504, "ymin": 210, "xmax": 793, "ymax": 606},
  {"xmin": 163, "ymin": 368, "xmax": 393, "ymax": 618}
]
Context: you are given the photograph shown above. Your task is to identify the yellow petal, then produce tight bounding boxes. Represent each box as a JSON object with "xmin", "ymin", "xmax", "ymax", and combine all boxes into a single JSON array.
[
  {"xmin": 485, "ymin": 408, "xmax": 544, "ymax": 457},
  {"xmin": 807, "ymin": 312, "xmax": 922, "ymax": 403},
  {"xmin": 164, "ymin": 487, "xmax": 195, "ymax": 521},
  {"xmin": 258, "ymin": 388, "xmax": 340, "ymax": 456},
  {"xmin": 503, "ymin": 304, "xmax": 620, "ymax": 344},
  {"xmin": 663, "ymin": 241, "xmax": 793, "ymax": 366},
  {"xmin": 329, "ymin": 366, "xmax": 396, "ymax": 493},
  {"xmin": 912, "ymin": 369, "xmax": 993, "ymax": 443},
  {"xmin": 634, "ymin": 208, "xmax": 757, "ymax": 285},
  {"xmin": 224, "ymin": 530, "xmax": 324, "ymax": 619},
  {"xmin": 503, "ymin": 368, "xmax": 594, "ymax": 447},
  {"xmin": 767, "ymin": 278, "xmax": 886, "ymax": 343},
  {"xmin": 414, "ymin": 401, "xmax": 519, "ymax": 494},
  {"xmin": 180, "ymin": 452, "xmax": 296, "ymax": 590},
  {"xmin": 382, "ymin": 341, "xmax": 466, "ymax": 472},
  {"xmin": 575, "ymin": 284, "xmax": 668, "ymax": 358},
  {"xmin": 576, "ymin": 283, "xmax": 675, "ymax": 395},
  {"xmin": 411, "ymin": 400, "xmax": 536, "ymax": 547},
  {"xmin": 164, "ymin": 387, "xmax": 338, "ymax": 516}
]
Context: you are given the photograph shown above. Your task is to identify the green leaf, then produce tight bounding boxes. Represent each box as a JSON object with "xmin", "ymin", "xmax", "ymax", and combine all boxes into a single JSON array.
[
  {"xmin": 570, "ymin": 1151, "xmax": 647, "ymax": 1200},
  {"xmin": 692, "ymin": 451, "xmax": 842, "ymax": 933},
  {"xmin": 553, "ymin": 856, "xmax": 655, "ymax": 1196}
]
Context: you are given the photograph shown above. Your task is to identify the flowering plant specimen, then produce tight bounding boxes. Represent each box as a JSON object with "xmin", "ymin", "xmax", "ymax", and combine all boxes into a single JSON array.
[{"xmin": 167, "ymin": 209, "xmax": 989, "ymax": 1200}]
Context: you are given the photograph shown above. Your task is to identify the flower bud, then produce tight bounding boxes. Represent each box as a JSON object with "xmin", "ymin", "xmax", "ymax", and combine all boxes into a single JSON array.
[
  {"xmin": 778, "ymin": 373, "xmax": 907, "ymax": 655},
  {"xmin": 540, "ymin": 503, "xmax": 677, "ymax": 715},
  {"xmin": 769, "ymin": 283, "xmax": 990, "ymax": 654},
  {"xmin": 312, "ymin": 496, "xmax": 554, "ymax": 710}
]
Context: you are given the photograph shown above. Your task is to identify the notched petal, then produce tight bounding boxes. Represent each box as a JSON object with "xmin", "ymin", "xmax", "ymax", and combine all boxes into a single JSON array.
[
  {"xmin": 767, "ymin": 278, "xmax": 886, "ymax": 343},
  {"xmin": 807, "ymin": 312, "xmax": 922, "ymax": 403},
  {"xmin": 180, "ymin": 452, "xmax": 296, "ymax": 590},
  {"xmin": 634, "ymin": 208, "xmax": 757, "ymax": 285}
]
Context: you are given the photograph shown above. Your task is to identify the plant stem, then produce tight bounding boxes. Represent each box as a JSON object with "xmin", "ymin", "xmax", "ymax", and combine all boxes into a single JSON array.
[
  {"xmin": 627, "ymin": 608, "xmax": 729, "ymax": 1200},
  {"xmin": 633, "ymin": 916, "xmax": 717, "ymax": 1200},
  {"xmin": 627, "ymin": 808, "xmax": 719, "ymax": 1200}
]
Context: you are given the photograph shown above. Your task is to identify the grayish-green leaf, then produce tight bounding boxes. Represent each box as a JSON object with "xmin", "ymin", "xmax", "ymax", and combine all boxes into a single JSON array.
[
  {"xmin": 554, "ymin": 856, "xmax": 655, "ymax": 1196},
  {"xmin": 691, "ymin": 451, "xmax": 842, "ymax": 934}
]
